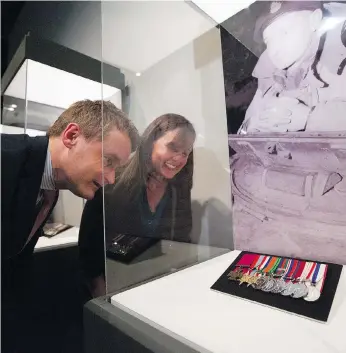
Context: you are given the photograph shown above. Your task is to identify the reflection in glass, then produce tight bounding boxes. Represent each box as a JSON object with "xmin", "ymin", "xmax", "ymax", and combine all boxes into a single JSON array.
[
  {"xmin": 96, "ymin": 0, "xmax": 233, "ymax": 299},
  {"xmin": 107, "ymin": 114, "xmax": 195, "ymax": 243},
  {"xmin": 1, "ymin": 60, "xmax": 27, "ymax": 135},
  {"xmin": 80, "ymin": 114, "xmax": 196, "ymax": 296}
]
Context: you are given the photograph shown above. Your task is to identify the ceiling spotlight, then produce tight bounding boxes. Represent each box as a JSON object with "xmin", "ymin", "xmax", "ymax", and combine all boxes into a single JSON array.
[
  {"xmin": 136, "ymin": 72, "xmax": 141, "ymax": 77},
  {"xmin": 4, "ymin": 107, "xmax": 15, "ymax": 111},
  {"xmin": 11, "ymin": 104, "xmax": 17, "ymax": 108}
]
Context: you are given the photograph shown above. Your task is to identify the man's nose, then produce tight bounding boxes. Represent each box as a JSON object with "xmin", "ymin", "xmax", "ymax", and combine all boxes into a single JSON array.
[{"xmin": 103, "ymin": 168, "xmax": 116, "ymax": 185}]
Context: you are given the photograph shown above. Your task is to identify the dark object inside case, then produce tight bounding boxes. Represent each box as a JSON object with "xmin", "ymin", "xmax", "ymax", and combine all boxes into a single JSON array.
[
  {"xmin": 211, "ymin": 251, "xmax": 342, "ymax": 322},
  {"xmin": 106, "ymin": 234, "xmax": 160, "ymax": 264}
]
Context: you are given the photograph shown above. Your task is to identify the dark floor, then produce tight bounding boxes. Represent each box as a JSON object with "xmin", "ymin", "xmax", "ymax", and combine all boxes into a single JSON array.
[{"xmin": 2, "ymin": 246, "xmax": 89, "ymax": 353}]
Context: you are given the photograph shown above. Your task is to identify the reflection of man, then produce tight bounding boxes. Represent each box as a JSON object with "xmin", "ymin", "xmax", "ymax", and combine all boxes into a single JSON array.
[
  {"xmin": 239, "ymin": 1, "xmax": 346, "ymax": 133},
  {"xmin": 1, "ymin": 100, "xmax": 138, "ymax": 353}
]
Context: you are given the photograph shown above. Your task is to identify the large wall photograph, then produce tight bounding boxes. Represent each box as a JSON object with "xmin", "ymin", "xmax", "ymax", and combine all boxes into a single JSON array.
[{"xmin": 222, "ymin": 1, "xmax": 346, "ymax": 264}]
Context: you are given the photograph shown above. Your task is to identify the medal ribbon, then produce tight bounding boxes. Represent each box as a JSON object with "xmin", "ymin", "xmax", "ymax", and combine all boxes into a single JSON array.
[
  {"xmin": 319, "ymin": 265, "xmax": 328, "ymax": 293},
  {"xmin": 280, "ymin": 258, "xmax": 289, "ymax": 271},
  {"xmin": 275, "ymin": 258, "xmax": 285, "ymax": 274},
  {"xmin": 230, "ymin": 253, "xmax": 329, "ymax": 300},
  {"xmin": 259, "ymin": 256, "xmax": 271, "ymax": 273},
  {"xmin": 263, "ymin": 257, "xmax": 278, "ymax": 273},
  {"xmin": 254, "ymin": 255, "xmax": 265, "ymax": 269},
  {"xmin": 236, "ymin": 253, "xmax": 258, "ymax": 268},
  {"xmin": 312, "ymin": 263, "xmax": 321, "ymax": 284},
  {"xmin": 250, "ymin": 255, "xmax": 260, "ymax": 268},
  {"xmin": 298, "ymin": 262, "xmax": 308, "ymax": 280},
  {"xmin": 306, "ymin": 262, "xmax": 317, "ymax": 282},
  {"xmin": 242, "ymin": 254, "xmax": 261, "ymax": 276},
  {"xmin": 281, "ymin": 259, "xmax": 292, "ymax": 278},
  {"xmin": 312, "ymin": 264, "xmax": 326, "ymax": 285},
  {"xmin": 299, "ymin": 262, "xmax": 313, "ymax": 281},
  {"xmin": 252, "ymin": 255, "xmax": 270, "ymax": 278},
  {"xmin": 285, "ymin": 259, "xmax": 299, "ymax": 281},
  {"xmin": 249, "ymin": 255, "xmax": 264, "ymax": 276},
  {"xmin": 293, "ymin": 261, "xmax": 306, "ymax": 281},
  {"xmin": 259, "ymin": 256, "xmax": 270, "ymax": 269},
  {"xmin": 270, "ymin": 257, "xmax": 282, "ymax": 274}
]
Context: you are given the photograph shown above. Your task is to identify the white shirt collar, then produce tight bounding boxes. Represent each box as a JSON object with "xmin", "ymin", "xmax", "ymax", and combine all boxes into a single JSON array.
[{"xmin": 40, "ymin": 148, "xmax": 55, "ymax": 190}]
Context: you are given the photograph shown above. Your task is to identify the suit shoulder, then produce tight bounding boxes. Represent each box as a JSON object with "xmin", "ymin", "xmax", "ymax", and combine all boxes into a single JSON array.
[{"xmin": 1, "ymin": 134, "xmax": 30, "ymax": 154}]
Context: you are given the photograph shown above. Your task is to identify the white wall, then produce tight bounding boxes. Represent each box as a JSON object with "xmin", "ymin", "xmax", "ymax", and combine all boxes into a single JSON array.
[
  {"xmin": 101, "ymin": 1, "xmax": 216, "ymax": 72},
  {"xmin": 123, "ymin": 28, "xmax": 233, "ymax": 249}
]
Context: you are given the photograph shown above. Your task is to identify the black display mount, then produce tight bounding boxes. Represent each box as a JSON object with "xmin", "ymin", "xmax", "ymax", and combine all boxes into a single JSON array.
[{"xmin": 211, "ymin": 251, "xmax": 342, "ymax": 322}]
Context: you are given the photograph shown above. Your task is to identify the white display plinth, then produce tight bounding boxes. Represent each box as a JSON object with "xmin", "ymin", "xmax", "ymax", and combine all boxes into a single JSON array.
[
  {"xmin": 34, "ymin": 227, "xmax": 79, "ymax": 252},
  {"xmin": 111, "ymin": 250, "xmax": 346, "ymax": 353}
]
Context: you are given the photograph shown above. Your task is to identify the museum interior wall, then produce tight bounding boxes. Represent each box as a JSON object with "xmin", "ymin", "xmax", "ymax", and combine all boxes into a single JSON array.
[{"xmin": 120, "ymin": 27, "xmax": 233, "ymax": 248}]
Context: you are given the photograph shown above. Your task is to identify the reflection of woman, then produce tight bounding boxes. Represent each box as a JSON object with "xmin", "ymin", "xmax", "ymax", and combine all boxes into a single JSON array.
[{"xmin": 79, "ymin": 114, "xmax": 195, "ymax": 297}]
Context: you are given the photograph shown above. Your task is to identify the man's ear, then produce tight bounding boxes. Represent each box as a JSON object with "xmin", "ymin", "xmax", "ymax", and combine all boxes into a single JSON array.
[
  {"xmin": 62, "ymin": 123, "xmax": 81, "ymax": 149},
  {"xmin": 310, "ymin": 9, "xmax": 323, "ymax": 31}
]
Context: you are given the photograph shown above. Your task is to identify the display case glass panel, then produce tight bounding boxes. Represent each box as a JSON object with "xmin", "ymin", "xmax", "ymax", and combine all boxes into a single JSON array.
[
  {"xmin": 99, "ymin": 0, "xmax": 234, "ymax": 296},
  {"xmin": 82, "ymin": 3, "xmax": 346, "ymax": 352},
  {"xmin": 1, "ymin": 58, "xmax": 27, "ymax": 135}
]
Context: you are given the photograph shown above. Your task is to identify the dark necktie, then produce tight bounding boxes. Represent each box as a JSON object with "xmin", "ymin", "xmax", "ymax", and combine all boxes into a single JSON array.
[{"xmin": 25, "ymin": 190, "xmax": 56, "ymax": 246}]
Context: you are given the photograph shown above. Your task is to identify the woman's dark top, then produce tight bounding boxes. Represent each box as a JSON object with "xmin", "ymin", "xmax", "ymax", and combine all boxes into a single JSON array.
[
  {"xmin": 78, "ymin": 182, "xmax": 192, "ymax": 280},
  {"xmin": 138, "ymin": 187, "xmax": 169, "ymax": 236}
]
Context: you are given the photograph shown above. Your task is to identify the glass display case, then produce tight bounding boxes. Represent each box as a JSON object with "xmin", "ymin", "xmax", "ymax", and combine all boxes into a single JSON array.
[
  {"xmin": 83, "ymin": 2, "xmax": 346, "ymax": 353},
  {"xmin": 99, "ymin": 0, "xmax": 233, "ymax": 297}
]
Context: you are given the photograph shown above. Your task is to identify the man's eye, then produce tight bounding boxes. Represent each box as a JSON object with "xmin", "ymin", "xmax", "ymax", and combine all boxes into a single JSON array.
[{"xmin": 104, "ymin": 157, "xmax": 113, "ymax": 167}]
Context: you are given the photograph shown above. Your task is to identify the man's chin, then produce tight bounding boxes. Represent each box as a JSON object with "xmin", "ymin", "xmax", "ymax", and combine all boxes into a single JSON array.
[
  {"xmin": 72, "ymin": 188, "xmax": 96, "ymax": 200},
  {"xmin": 83, "ymin": 191, "xmax": 96, "ymax": 200}
]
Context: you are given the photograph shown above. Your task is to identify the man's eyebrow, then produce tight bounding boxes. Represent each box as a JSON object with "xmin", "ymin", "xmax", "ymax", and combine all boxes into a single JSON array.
[{"xmin": 105, "ymin": 153, "xmax": 120, "ymax": 163}]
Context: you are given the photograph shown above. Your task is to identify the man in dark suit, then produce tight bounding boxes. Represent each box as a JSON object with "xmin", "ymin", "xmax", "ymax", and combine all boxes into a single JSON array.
[{"xmin": 1, "ymin": 99, "xmax": 138, "ymax": 352}]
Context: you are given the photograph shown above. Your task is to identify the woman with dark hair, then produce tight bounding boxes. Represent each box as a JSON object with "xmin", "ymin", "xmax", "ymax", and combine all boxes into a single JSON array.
[{"xmin": 78, "ymin": 114, "xmax": 196, "ymax": 297}]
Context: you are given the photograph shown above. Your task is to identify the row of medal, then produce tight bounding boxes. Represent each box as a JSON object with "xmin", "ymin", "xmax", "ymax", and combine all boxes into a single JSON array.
[{"xmin": 227, "ymin": 253, "xmax": 328, "ymax": 302}]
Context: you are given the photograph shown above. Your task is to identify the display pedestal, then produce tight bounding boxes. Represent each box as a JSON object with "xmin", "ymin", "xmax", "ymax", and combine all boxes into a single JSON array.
[{"xmin": 108, "ymin": 251, "xmax": 346, "ymax": 353}]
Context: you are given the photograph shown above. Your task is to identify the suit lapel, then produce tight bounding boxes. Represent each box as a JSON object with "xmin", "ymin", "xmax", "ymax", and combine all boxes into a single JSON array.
[
  {"xmin": 10, "ymin": 136, "xmax": 49, "ymax": 256},
  {"xmin": 20, "ymin": 190, "xmax": 60, "ymax": 256}
]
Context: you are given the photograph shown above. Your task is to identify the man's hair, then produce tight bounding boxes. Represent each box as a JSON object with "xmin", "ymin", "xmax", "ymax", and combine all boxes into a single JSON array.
[{"xmin": 47, "ymin": 100, "xmax": 138, "ymax": 149}]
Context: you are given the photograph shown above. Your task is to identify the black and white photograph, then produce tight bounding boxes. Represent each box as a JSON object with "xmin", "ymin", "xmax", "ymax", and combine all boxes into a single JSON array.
[
  {"xmin": 223, "ymin": 1, "xmax": 346, "ymax": 134},
  {"xmin": 222, "ymin": 1, "xmax": 346, "ymax": 264}
]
